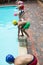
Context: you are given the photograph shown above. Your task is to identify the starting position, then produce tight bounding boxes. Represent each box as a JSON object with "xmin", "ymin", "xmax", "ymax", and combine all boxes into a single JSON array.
[{"xmin": 12, "ymin": 20, "xmax": 30, "ymax": 37}]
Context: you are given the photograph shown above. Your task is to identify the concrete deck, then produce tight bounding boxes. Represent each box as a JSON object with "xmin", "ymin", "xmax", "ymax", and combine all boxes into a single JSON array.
[
  {"xmin": 18, "ymin": 2, "xmax": 43, "ymax": 65},
  {"xmin": 24, "ymin": 2, "xmax": 43, "ymax": 65},
  {"xmin": 18, "ymin": 47, "xmax": 27, "ymax": 55}
]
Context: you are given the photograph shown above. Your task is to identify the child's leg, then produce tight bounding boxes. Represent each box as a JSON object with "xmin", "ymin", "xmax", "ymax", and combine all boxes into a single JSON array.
[
  {"xmin": 21, "ymin": 29, "xmax": 24, "ymax": 36},
  {"xmin": 18, "ymin": 26, "xmax": 24, "ymax": 36},
  {"xmin": 18, "ymin": 26, "xmax": 20, "ymax": 36},
  {"xmin": 22, "ymin": 29, "xmax": 29, "ymax": 37}
]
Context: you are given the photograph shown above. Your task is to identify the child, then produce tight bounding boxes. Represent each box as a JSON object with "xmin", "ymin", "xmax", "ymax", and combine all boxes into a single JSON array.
[
  {"xmin": 18, "ymin": 4, "xmax": 25, "ymax": 21},
  {"xmin": 12, "ymin": 20, "xmax": 30, "ymax": 37},
  {"xmin": 14, "ymin": 1, "xmax": 25, "ymax": 21}
]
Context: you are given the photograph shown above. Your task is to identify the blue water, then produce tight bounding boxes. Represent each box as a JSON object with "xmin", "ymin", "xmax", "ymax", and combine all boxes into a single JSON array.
[{"xmin": 0, "ymin": 6, "xmax": 19, "ymax": 65}]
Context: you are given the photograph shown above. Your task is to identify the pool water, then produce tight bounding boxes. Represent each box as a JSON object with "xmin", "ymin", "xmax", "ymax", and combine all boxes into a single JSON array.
[{"xmin": 0, "ymin": 6, "xmax": 19, "ymax": 65}]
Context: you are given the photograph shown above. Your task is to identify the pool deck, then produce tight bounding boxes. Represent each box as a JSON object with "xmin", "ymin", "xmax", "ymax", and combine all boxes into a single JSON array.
[
  {"xmin": 24, "ymin": 2, "xmax": 43, "ymax": 65},
  {"xmin": 18, "ymin": 1, "xmax": 43, "ymax": 65},
  {"xmin": 18, "ymin": 47, "xmax": 27, "ymax": 55},
  {"xmin": 0, "ymin": 1, "xmax": 43, "ymax": 65}
]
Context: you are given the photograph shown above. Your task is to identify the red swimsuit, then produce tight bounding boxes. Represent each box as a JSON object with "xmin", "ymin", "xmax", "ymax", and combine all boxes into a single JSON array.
[
  {"xmin": 19, "ymin": 5, "xmax": 24, "ymax": 10},
  {"xmin": 27, "ymin": 55, "xmax": 37, "ymax": 65}
]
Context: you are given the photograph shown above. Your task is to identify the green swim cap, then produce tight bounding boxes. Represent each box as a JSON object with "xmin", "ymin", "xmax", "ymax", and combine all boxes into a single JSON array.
[{"xmin": 12, "ymin": 20, "xmax": 18, "ymax": 25}]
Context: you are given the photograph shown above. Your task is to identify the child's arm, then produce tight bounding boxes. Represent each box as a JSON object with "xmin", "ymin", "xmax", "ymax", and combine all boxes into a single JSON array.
[{"xmin": 14, "ymin": 10, "xmax": 21, "ymax": 16}]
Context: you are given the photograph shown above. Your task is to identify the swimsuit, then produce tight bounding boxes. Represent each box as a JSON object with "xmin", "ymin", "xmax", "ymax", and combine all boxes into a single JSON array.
[
  {"xmin": 22, "ymin": 22, "xmax": 30, "ymax": 29},
  {"xmin": 27, "ymin": 55, "xmax": 37, "ymax": 65},
  {"xmin": 19, "ymin": 5, "xmax": 24, "ymax": 10},
  {"xmin": 19, "ymin": 10, "xmax": 24, "ymax": 16},
  {"xmin": 19, "ymin": 10, "xmax": 24, "ymax": 21}
]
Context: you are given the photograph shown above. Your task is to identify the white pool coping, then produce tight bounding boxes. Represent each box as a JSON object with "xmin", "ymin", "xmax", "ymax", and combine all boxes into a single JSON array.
[{"xmin": 0, "ymin": 5, "xmax": 17, "ymax": 7}]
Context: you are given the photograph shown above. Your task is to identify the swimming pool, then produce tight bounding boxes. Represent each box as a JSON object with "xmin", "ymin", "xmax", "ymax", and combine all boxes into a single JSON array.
[{"xmin": 0, "ymin": 6, "xmax": 19, "ymax": 65}]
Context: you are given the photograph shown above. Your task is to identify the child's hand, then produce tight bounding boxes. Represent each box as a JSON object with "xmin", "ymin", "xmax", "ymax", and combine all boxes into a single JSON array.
[
  {"xmin": 14, "ymin": 13, "xmax": 17, "ymax": 16},
  {"xmin": 14, "ymin": 12, "xmax": 19, "ymax": 16}
]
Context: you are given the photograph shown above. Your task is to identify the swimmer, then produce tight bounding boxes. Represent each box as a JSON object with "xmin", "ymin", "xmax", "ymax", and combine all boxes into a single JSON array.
[
  {"xmin": 14, "ymin": 0, "xmax": 25, "ymax": 21},
  {"xmin": 6, "ymin": 54, "xmax": 37, "ymax": 65},
  {"xmin": 12, "ymin": 20, "xmax": 30, "ymax": 37},
  {"xmin": 18, "ymin": 1, "xmax": 25, "ymax": 21}
]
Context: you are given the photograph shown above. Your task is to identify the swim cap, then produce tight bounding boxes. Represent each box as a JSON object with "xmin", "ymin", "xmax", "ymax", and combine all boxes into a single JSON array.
[
  {"xmin": 12, "ymin": 20, "xmax": 17, "ymax": 25},
  {"xmin": 6, "ymin": 54, "xmax": 14, "ymax": 64}
]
